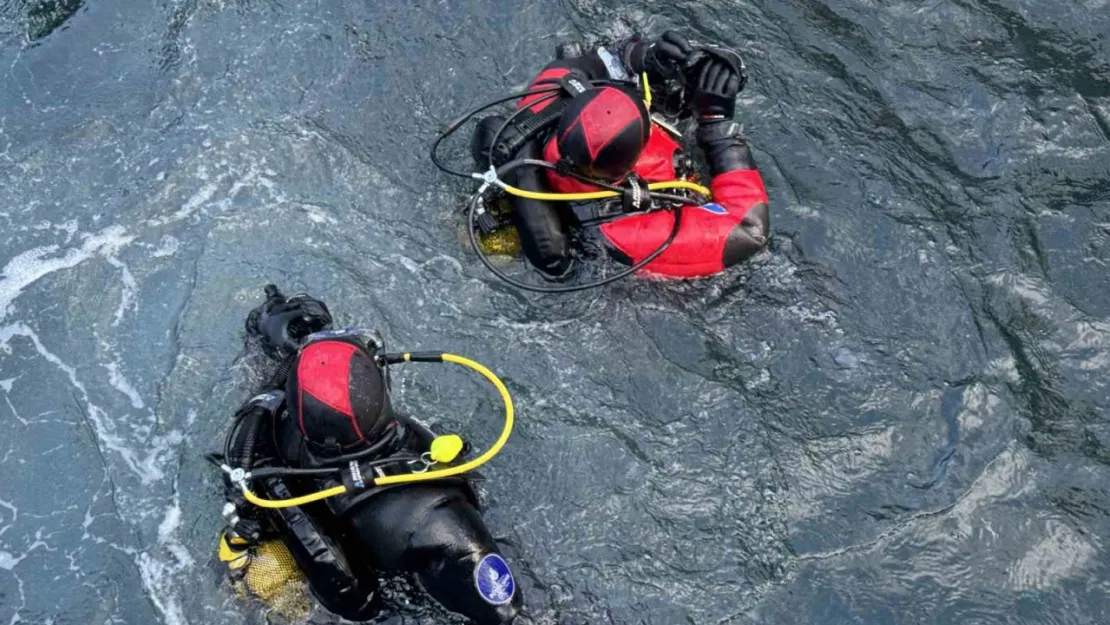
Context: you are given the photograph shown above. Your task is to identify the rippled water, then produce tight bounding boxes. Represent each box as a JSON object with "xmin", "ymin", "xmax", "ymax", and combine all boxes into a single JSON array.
[{"xmin": 1, "ymin": 1, "xmax": 1107, "ymax": 624}]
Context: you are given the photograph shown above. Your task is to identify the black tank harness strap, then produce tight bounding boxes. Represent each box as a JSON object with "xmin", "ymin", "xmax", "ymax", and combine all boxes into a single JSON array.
[
  {"xmin": 258, "ymin": 474, "xmax": 377, "ymax": 619},
  {"xmin": 329, "ymin": 455, "xmax": 483, "ymax": 519},
  {"xmin": 284, "ymin": 415, "xmax": 482, "ymax": 519},
  {"xmin": 349, "ymin": 415, "xmax": 481, "ymax": 513},
  {"xmin": 489, "ymin": 70, "xmax": 590, "ymax": 166},
  {"xmin": 563, "ymin": 173, "xmax": 665, "ymax": 227},
  {"xmin": 332, "ymin": 473, "xmax": 482, "ymax": 519}
]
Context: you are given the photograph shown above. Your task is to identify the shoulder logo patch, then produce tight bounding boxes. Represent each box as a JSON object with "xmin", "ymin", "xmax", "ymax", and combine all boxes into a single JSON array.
[{"xmin": 474, "ymin": 553, "xmax": 515, "ymax": 606}]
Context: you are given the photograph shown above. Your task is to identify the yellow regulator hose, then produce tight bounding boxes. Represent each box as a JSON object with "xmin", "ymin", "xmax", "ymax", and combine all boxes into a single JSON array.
[{"xmin": 238, "ymin": 352, "xmax": 513, "ymax": 509}]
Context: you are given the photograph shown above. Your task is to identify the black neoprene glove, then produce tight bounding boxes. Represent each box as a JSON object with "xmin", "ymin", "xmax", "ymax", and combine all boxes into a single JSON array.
[
  {"xmin": 691, "ymin": 56, "xmax": 744, "ymax": 120},
  {"xmin": 626, "ymin": 31, "xmax": 695, "ymax": 82},
  {"xmin": 245, "ymin": 284, "xmax": 333, "ymax": 359}
]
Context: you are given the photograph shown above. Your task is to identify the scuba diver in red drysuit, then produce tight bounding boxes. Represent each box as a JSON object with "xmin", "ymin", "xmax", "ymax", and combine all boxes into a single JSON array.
[
  {"xmin": 214, "ymin": 286, "xmax": 521, "ymax": 624},
  {"xmin": 471, "ymin": 31, "xmax": 770, "ymax": 279}
]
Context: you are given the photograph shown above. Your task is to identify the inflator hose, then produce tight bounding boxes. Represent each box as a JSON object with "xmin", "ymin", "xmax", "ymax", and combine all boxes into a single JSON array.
[
  {"xmin": 467, "ymin": 159, "xmax": 687, "ymax": 293},
  {"xmin": 234, "ymin": 352, "xmax": 513, "ymax": 509}
]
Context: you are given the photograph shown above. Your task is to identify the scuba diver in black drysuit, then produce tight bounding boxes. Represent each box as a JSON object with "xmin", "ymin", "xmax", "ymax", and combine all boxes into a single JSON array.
[{"xmin": 213, "ymin": 285, "xmax": 521, "ymax": 624}]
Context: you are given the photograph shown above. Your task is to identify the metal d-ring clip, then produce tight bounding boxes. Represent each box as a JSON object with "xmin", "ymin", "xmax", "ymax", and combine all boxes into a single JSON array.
[
  {"xmin": 407, "ymin": 454, "xmax": 434, "ymax": 474},
  {"xmin": 472, "ymin": 166, "xmax": 504, "ymax": 196},
  {"xmin": 227, "ymin": 467, "xmax": 251, "ymax": 490}
]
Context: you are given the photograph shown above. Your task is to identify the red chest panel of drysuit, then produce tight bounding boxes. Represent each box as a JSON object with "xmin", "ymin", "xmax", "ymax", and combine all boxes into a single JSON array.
[{"xmin": 543, "ymin": 124, "xmax": 765, "ymax": 278}]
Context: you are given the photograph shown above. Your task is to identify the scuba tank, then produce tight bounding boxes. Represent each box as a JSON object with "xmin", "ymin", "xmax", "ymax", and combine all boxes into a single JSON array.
[
  {"xmin": 214, "ymin": 285, "xmax": 517, "ymax": 623},
  {"xmin": 219, "ymin": 392, "xmax": 379, "ymax": 621}
]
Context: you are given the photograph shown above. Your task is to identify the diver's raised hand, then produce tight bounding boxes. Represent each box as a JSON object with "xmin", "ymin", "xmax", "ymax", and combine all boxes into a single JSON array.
[
  {"xmin": 691, "ymin": 55, "xmax": 744, "ymax": 120},
  {"xmin": 245, "ymin": 284, "xmax": 333, "ymax": 359},
  {"xmin": 627, "ymin": 30, "xmax": 695, "ymax": 82}
]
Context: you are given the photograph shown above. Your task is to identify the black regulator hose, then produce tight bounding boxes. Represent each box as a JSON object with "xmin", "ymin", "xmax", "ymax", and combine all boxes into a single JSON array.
[
  {"xmin": 239, "ymin": 409, "xmax": 263, "ymax": 469},
  {"xmin": 468, "ymin": 160, "xmax": 686, "ymax": 294},
  {"xmin": 214, "ymin": 453, "xmax": 423, "ymax": 481},
  {"xmin": 247, "ymin": 465, "xmax": 342, "ymax": 478},
  {"xmin": 224, "ymin": 409, "xmax": 248, "ymax": 467},
  {"xmin": 515, "ymin": 158, "xmax": 697, "ymax": 208},
  {"xmin": 249, "ymin": 455, "xmax": 421, "ymax": 479},
  {"xmin": 431, "ymin": 78, "xmax": 639, "ymax": 179},
  {"xmin": 265, "ymin": 355, "xmax": 296, "ymax": 390},
  {"xmin": 301, "ymin": 425, "xmax": 401, "ymax": 466},
  {"xmin": 431, "ymin": 85, "xmax": 563, "ymax": 178},
  {"xmin": 223, "ymin": 405, "xmax": 268, "ymax": 471},
  {"xmin": 487, "ymin": 91, "xmax": 559, "ymax": 171}
]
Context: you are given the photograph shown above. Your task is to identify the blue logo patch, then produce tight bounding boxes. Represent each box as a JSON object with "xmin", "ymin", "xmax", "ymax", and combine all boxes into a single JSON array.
[
  {"xmin": 306, "ymin": 326, "xmax": 374, "ymax": 340},
  {"xmin": 474, "ymin": 554, "xmax": 515, "ymax": 605},
  {"xmin": 697, "ymin": 202, "xmax": 728, "ymax": 215}
]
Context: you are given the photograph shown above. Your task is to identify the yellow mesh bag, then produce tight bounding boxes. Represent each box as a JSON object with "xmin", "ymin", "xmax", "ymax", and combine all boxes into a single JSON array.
[
  {"xmin": 457, "ymin": 197, "xmax": 522, "ymax": 258},
  {"xmin": 477, "ymin": 227, "xmax": 522, "ymax": 257},
  {"xmin": 221, "ymin": 533, "xmax": 313, "ymax": 623}
]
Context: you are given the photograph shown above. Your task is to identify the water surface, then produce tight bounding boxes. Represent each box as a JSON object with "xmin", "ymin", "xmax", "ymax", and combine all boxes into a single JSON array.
[{"xmin": 0, "ymin": 1, "xmax": 1107, "ymax": 623}]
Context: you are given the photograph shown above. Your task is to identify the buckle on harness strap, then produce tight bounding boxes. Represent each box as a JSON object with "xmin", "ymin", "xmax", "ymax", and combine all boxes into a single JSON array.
[
  {"xmin": 621, "ymin": 175, "xmax": 648, "ymax": 214},
  {"xmin": 569, "ymin": 175, "xmax": 660, "ymax": 226},
  {"xmin": 559, "ymin": 70, "xmax": 589, "ymax": 97},
  {"xmin": 406, "ymin": 452, "xmax": 436, "ymax": 474}
]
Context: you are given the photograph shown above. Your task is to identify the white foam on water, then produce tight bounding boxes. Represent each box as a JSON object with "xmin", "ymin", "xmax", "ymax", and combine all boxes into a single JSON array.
[
  {"xmin": 987, "ymin": 270, "xmax": 1051, "ymax": 306},
  {"xmin": 28, "ymin": 219, "xmax": 80, "ymax": 242},
  {"xmin": 149, "ymin": 173, "xmax": 220, "ymax": 227},
  {"xmin": 182, "ymin": 179, "xmax": 220, "ymax": 215},
  {"xmin": 4, "ymin": 396, "xmax": 27, "ymax": 426},
  {"xmin": 137, "ymin": 551, "xmax": 189, "ymax": 625},
  {"xmin": 0, "ymin": 377, "xmax": 16, "ymax": 392},
  {"xmin": 0, "ymin": 497, "xmax": 17, "ymax": 539},
  {"xmin": 138, "ymin": 480, "xmax": 194, "ymax": 625},
  {"xmin": 157, "ymin": 504, "xmax": 180, "ymax": 543},
  {"xmin": 106, "ymin": 255, "xmax": 139, "ymax": 326},
  {"xmin": 397, "ymin": 255, "xmax": 421, "ymax": 274},
  {"xmin": 0, "ymin": 225, "xmax": 134, "ymax": 320},
  {"xmin": 430, "ymin": 253, "xmax": 464, "ymax": 273},
  {"xmin": 155, "ymin": 492, "xmax": 193, "ymax": 567},
  {"xmin": 0, "ymin": 530, "xmax": 51, "ymax": 573},
  {"xmin": 6, "ymin": 575, "xmax": 24, "ymax": 625},
  {"xmin": 1007, "ymin": 518, "xmax": 1097, "ymax": 591},
  {"xmin": 951, "ymin": 446, "xmax": 1035, "ymax": 540},
  {"xmin": 59, "ymin": 219, "xmax": 79, "ymax": 243},
  {"xmin": 147, "ymin": 154, "xmax": 286, "ymax": 232},
  {"xmin": 104, "ymin": 359, "xmax": 145, "ymax": 410},
  {"xmin": 302, "ymin": 204, "xmax": 336, "ymax": 224},
  {"xmin": 151, "ymin": 235, "xmax": 180, "ymax": 258},
  {"xmin": 0, "ymin": 323, "xmax": 161, "ymax": 483},
  {"xmin": 140, "ymin": 429, "xmax": 184, "ymax": 482},
  {"xmin": 786, "ymin": 302, "xmax": 841, "ymax": 331}
]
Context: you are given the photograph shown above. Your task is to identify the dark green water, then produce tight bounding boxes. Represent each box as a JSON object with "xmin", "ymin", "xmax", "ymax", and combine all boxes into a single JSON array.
[{"xmin": 0, "ymin": 0, "xmax": 1107, "ymax": 623}]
